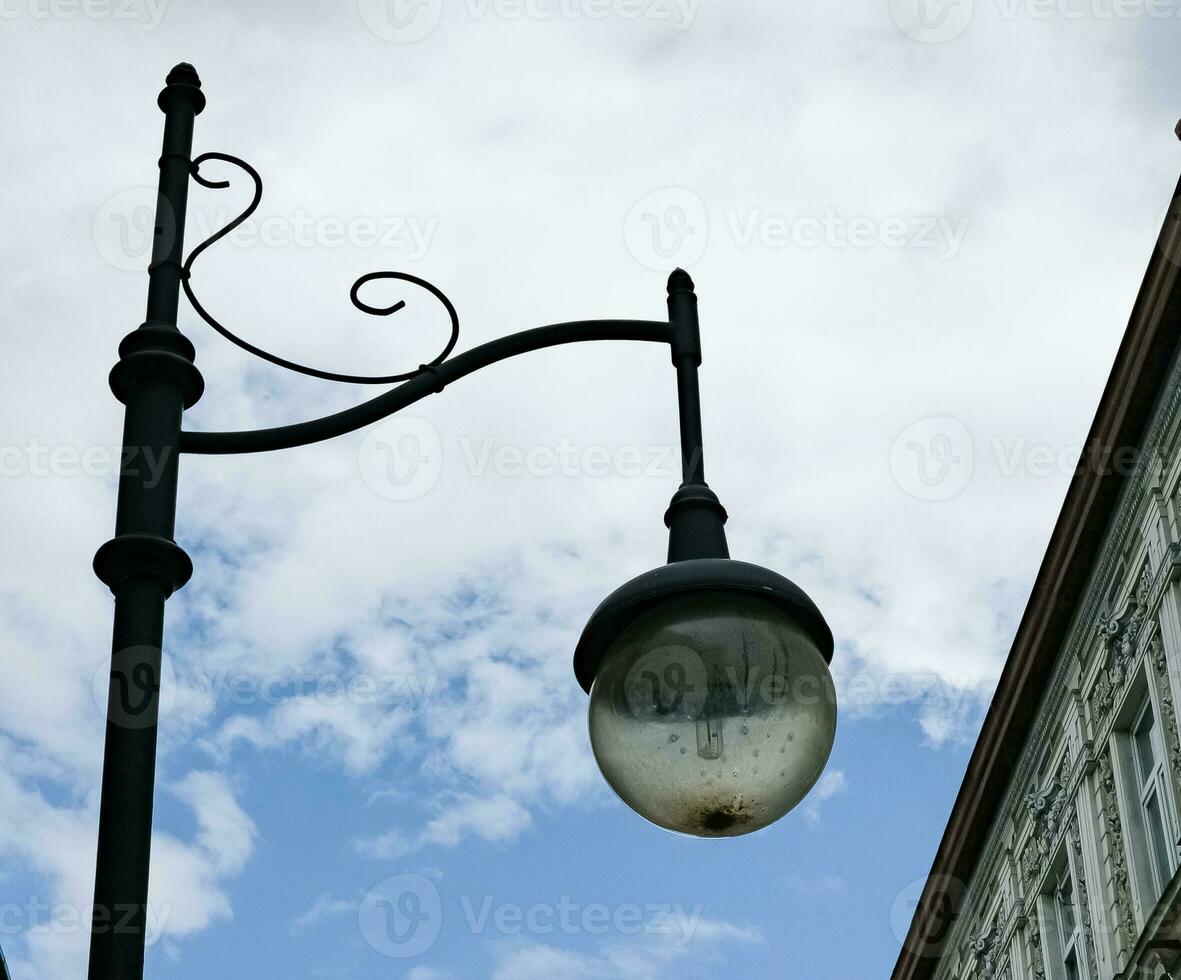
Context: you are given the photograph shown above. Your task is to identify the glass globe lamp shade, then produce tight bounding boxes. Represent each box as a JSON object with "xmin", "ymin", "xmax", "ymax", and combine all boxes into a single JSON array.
[{"xmin": 576, "ymin": 561, "xmax": 836, "ymax": 838}]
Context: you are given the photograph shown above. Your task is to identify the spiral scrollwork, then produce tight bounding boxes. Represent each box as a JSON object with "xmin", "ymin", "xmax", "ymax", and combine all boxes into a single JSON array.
[{"xmin": 181, "ymin": 151, "xmax": 460, "ymax": 384}]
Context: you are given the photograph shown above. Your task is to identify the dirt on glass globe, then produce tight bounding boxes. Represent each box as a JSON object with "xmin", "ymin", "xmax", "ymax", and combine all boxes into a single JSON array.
[{"xmin": 588, "ymin": 592, "xmax": 837, "ymax": 838}]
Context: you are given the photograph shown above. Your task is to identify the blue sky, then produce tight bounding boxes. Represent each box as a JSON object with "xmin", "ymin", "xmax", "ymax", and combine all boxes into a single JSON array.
[
  {"xmin": 140, "ymin": 702, "xmax": 973, "ymax": 979},
  {"xmin": 1, "ymin": 1, "xmax": 1180, "ymax": 978}
]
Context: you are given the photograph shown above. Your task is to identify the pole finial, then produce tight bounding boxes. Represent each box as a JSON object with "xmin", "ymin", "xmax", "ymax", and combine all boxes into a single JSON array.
[
  {"xmin": 159, "ymin": 62, "xmax": 205, "ymax": 114},
  {"xmin": 166, "ymin": 63, "xmax": 201, "ymax": 87},
  {"xmin": 667, "ymin": 268, "xmax": 695, "ymax": 294}
]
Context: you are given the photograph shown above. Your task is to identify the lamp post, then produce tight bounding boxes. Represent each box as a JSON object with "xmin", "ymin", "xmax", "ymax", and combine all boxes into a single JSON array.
[{"xmin": 88, "ymin": 63, "xmax": 837, "ymax": 980}]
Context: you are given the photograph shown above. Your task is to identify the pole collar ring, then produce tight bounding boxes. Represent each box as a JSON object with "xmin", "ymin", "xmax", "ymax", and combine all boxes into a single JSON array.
[
  {"xmin": 93, "ymin": 534, "xmax": 194, "ymax": 598},
  {"xmin": 109, "ymin": 349, "xmax": 205, "ymax": 410}
]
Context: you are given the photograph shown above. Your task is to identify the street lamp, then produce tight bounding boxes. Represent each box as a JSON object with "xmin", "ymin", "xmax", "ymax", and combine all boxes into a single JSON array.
[
  {"xmin": 87, "ymin": 63, "xmax": 836, "ymax": 980},
  {"xmin": 580, "ymin": 562, "xmax": 836, "ymax": 837}
]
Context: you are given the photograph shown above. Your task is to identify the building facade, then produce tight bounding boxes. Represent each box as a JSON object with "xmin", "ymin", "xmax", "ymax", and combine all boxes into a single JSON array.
[{"xmin": 894, "ymin": 161, "xmax": 1181, "ymax": 980}]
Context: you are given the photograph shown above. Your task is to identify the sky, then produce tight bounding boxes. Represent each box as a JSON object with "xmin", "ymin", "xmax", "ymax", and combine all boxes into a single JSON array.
[{"xmin": 1, "ymin": 2, "xmax": 1180, "ymax": 978}]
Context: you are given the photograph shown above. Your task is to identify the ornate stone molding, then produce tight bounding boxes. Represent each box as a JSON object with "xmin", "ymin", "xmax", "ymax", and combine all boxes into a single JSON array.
[
  {"xmin": 1027, "ymin": 912, "xmax": 1047, "ymax": 980},
  {"xmin": 1068, "ymin": 817, "xmax": 1100, "ymax": 980},
  {"xmin": 1148, "ymin": 628, "xmax": 1181, "ymax": 783},
  {"xmin": 971, "ymin": 913, "xmax": 1000, "ymax": 979},
  {"xmin": 1021, "ymin": 754, "xmax": 1073, "ymax": 891},
  {"xmin": 1020, "ymin": 838, "xmax": 1041, "ymax": 890},
  {"xmin": 1096, "ymin": 747, "xmax": 1137, "ymax": 949},
  {"xmin": 1091, "ymin": 572, "xmax": 1150, "ymax": 724},
  {"xmin": 1027, "ymin": 762, "xmax": 1068, "ymax": 845}
]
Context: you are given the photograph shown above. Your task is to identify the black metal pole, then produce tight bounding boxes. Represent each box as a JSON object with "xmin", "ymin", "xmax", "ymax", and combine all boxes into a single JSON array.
[
  {"xmin": 664, "ymin": 269, "xmax": 729, "ymax": 561},
  {"xmin": 88, "ymin": 64, "xmax": 205, "ymax": 980}
]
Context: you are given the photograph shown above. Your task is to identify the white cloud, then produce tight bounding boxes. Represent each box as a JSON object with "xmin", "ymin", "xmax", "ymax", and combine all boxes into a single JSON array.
[
  {"xmin": 142, "ymin": 773, "xmax": 256, "ymax": 940},
  {"xmin": 489, "ymin": 915, "xmax": 762, "ymax": 980},
  {"xmin": 357, "ymin": 793, "xmax": 533, "ymax": 859},
  {"xmin": 406, "ymin": 968, "xmax": 456, "ymax": 980},
  {"xmin": 786, "ymin": 873, "xmax": 847, "ymax": 896},
  {"xmin": 0, "ymin": 766, "xmax": 253, "ymax": 979},
  {"xmin": 169, "ymin": 771, "xmax": 256, "ymax": 877},
  {"xmin": 802, "ymin": 769, "xmax": 848, "ymax": 827},
  {"xmin": 292, "ymin": 894, "xmax": 357, "ymax": 932}
]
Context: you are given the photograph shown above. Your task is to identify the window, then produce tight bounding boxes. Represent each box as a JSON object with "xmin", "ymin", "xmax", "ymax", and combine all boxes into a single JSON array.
[
  {"xmin": 1037, "ymin": 850, "xmax": 1090, "ymax": 980},
  {"xmin": 1130, "ymin": 696, "xmax": 1177, "ymax": 901},
  {"xmin": 1052, "ymin": 865, "xmax": 1085, "ymax": 980}
]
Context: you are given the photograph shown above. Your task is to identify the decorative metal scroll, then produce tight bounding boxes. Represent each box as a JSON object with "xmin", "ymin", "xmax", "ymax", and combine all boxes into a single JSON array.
[{"xmin": 180, "ymin": 152, "xmax": 460, "ymax": 384}]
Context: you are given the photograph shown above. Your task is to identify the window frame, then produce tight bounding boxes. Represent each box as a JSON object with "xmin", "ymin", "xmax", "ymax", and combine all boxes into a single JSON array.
[
  {"xmin": 1037, "ymin": 847, "xmax": 1090, "ymax": 980},
  {"xmin": 1131, "ymin": 695, "xmax": 1176, "ymax": 898},
  {"xmin": 1053, "ymin": 863, "xmax": 1084, "ymax": 980},
  {"xmin": 1111, "ymin": 670, "xmax": 1181, "ymax": 922}
]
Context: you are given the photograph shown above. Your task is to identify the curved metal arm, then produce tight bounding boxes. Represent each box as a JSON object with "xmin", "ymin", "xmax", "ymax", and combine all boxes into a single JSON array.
[{"xmin": 180, "ymin": 318, "xmax": 672, "ymax": 455}]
